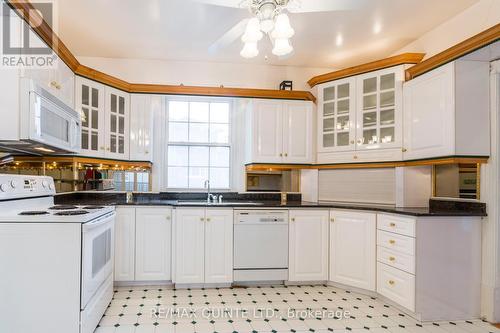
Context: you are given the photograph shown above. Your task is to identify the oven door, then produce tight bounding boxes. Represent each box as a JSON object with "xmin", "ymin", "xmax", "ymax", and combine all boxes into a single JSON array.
[
  {"xmin": 81, "ymin": 212, "xmax": 115, "ymax": 310},
  {"xmin": 28, "ymin": 88, "xmax": 81, "ymax": 152}
]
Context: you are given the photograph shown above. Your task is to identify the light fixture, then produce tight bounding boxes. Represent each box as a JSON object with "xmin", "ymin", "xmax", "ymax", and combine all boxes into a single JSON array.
[
  {"xmin": 336, "ymin": 33, "xmax": 343, "ymax": 47},
  {"xmin": 240, "ymin": 42, "xmax": 259, "ymax": 58},
  {"xmin": 240, "ymin": 0, "xmax": 295, "ymax": 59},
  {"xmin": 373, "ymin": 21, "xmax": 382, "ymax": 34},
  {"xmin": 272, "ymin": 38, "xmax": 292, "ymax": 56},
  {"xmin": 34, "ymin": 147, "xmax": 55, "ymax": 153}
]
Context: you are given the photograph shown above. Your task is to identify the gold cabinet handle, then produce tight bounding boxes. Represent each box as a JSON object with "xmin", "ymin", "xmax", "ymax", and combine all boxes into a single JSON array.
[
  {"xmin": 389, "ymin": 256, "xmax": 396, "ymax": 261},
  {"xmin": 388, "ymin": 280, "xmax": 395, "ymax": 285},
  {"xmin": 284, "ymin": 153, "xmax": 288, "ymax": 157},
  {"xmin": 50, "ymin": 81, "xmax": 61, "ymax": 90},
  {"xmin": 279, "ymin": 153, "xmax": 283, "ymax": 157},
  {"xmin": 290, "ymin": 218, "xmax": 295, "ymax": 222},
  {"xmin": 145, "ymin": 150, "xmax": 149, "ymax": 154},
  {"xmin": 206, "ymin": 217, "xmax": 211, "ymax": 222},
  {"xmin": 200, "ymin": 217, "xmax": 204, "ymax": 221},
  {"xmin": 350, "ymin": 140, "xmax": 355, "ymax": 144},
  {"xmin": 389, "ymin": 239, "xmax": 396, "ymax": 245},
  {"xmin": 402, "ymin": 148, "xmax": 408, "ymax": 153},
  {"xmin": 389, "ymin": 222, "xmax": 396, "ymax": 227},
  {"xmin": 353, "ymin": 155, "xmax": 358, "ymax": 159},
  {"xmin": 330, "ymin": 218, "xmax": 335, "ymax": 223},
  {"xmin": 166, "ymin": 216, "xmax": 171, "ymax": 221}
]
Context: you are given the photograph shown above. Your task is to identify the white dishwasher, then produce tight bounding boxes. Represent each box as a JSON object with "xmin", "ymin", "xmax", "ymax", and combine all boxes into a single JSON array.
[{"xmin": 233, "ymin": 210, "xmax": 289, "ymax": 282}]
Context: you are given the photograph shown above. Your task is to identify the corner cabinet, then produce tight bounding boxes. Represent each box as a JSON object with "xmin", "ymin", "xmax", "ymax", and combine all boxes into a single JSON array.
[
  {"xmin": 76, "ymin": 77, "xmax": 130, "ymax": 159},
  {"xmin": 317, "ymin": 66, "xmax": 404, "ymax": 164},
  {"xmin": 329, "ymin": 210, "xmax": 376, "ymax": 291},
  {"xmin": 288, "ymin": 210, "xmax": 329, "ymax": 281},
  {"xmin": 402, "ymin": 60, "xmax": 490, "ymax": 160},
  {"xmin": 129, "ymin": 94, "xmax": 158, "ymax": 162},
  {"xmin": 173, "ymin": 208, "xmax": 233, "ymax": 285},
  {"xmin": 246, "ymin": 99, "xmax": 313, "ymax": 164}
]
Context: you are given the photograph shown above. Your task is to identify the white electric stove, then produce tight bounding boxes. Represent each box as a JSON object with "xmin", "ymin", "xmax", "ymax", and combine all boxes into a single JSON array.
[{"xmin": 0, "ymin": 174, "xmax": 116, "ymax": 333}]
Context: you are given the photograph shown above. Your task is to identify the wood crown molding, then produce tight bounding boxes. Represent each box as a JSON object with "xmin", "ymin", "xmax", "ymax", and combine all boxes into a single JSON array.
[
  {"xmin": 7, "ymin": 0, "xmax": 315, "ymax": 103},
  {"xmin": 307, "ymin": 53, "xmax": 425, "ymax": 88},
  {"xmin": 405, "ymin": 24, "xmax": 500, "ymax": 80},
  {"xmin": 245, "ymin": 156, "xmax": 489, "ymax": 171}
]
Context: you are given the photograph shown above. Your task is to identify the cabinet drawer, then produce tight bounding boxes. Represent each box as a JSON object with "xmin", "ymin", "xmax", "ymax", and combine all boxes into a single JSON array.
[
  {"xmin": 377, "ymin": 246, "xmax": 415, "ymax": 274},
  {"xmin": 317, "ymin": 148, "xmax": 403, "ymax": 164},
  {"xmin": 377, "ymin": 262, "xmax": 415, "ymax": 312},
  {"xmin": 378, "ymin": 214, "xmax": 416, "ymax": 237},
  {"xmin": 377, "ymin": 230, "xmax": 415, "ymax": 256}
]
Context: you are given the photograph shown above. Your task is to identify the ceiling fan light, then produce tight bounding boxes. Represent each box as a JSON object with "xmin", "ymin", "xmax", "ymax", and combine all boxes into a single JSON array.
[
  {"xmin": 242, "ymin": 17, "xmax": 263, "ymax": 42},
  {"xmin": 240, "ymin": 42, "xmax": 259, "ymax": 58},
  {"xmin": 272, "ymin": 13, "xmax": 294, "ymax": 39},
  {"xmin": 260, "ymin": 19, "xmax": 275, "ymax": 33},
  {"xmin": 272, "ymin": 38, "xmax": 293, "ymax": 56}
]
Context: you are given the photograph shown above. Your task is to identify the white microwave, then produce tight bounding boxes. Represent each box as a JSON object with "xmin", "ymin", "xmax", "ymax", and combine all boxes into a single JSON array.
[{"xmin": 0, "ymin": 79, "xmax": 81, "ymax": 154}]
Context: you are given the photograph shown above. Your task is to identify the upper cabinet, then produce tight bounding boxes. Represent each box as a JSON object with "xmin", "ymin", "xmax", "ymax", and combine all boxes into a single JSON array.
[
  {"xmin": 129, "ymin": 94, "xmax": 158, "ymax": 162},
  {"xmin": 246, "ymin": 99, "xmax": 313, "ymax": 164},
  {"xmin": 403, "ymin": 61, "xmax": 490, "ymax": 160},
  {"xmin": 76, "ymin": 77, "xmax": 130, "ymax": 159},
  {"xmin": 317, "ymin": 66, "xmax": 404, "ymax": 164}
]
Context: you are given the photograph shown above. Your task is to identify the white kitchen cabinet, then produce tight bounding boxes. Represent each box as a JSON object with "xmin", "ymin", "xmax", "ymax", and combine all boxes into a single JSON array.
[
  {"xmin": 403, "ymin": 61, "xmax": 490, "ymax": 160},
  {"xmin": 288, "ymin": 210, "xmax": 329, "ymax": 281},
  {"xmin": 247, "ymin": 99, "xmax": 313, "ymax": 164},
  {"xmin": 135, "ymin": 208, "xmax": 172, "ymax": 281},
  {"xmin": 130, "ymin": 94, "xmax": 157, "ymax": 161},
  {"xmin": 317, "ymin": 77, "xmax": 356, "ymax": 153},
  {"xmin": 173, "ymin": 208, "xmax": 233, "ymax": 285},
  {"xmin": 114, "ymin": 207, "xmax": 136, "ymax": 282},
  {"xmin": 20, "ymin": 22, "xmax": 75, "ymax": 108},
  {"xmin": 76, "ymin": 77, "xmax": 106, "ymax": 157},
  {"xmin": 329, "ymin": 210, "xmax": 376, "ymax": 291},
  {"xmin": 76, "ymin": 78, "xmax": 130, "ymax": 159},
  {"xmin": 204, "ymin": 209, "xmax": 233, "ymax": 283},
  {"xmin": 105, "ymin": 87, "xmax": 130, "ymax": 159},
  {"xmin": 317, "ymin": 66, "xmax": 405, "ymax": 164}
]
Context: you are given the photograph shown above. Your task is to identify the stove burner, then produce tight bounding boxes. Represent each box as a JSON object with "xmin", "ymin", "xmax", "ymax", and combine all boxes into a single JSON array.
[
  {"xmin": 54, "ymin": 210, "xmax": 89, "ymax": 216},
  {"xmin": 49, "ymin": 205, "xmax": 78, "ymax": 210},
  {"xmin": 19, "ymin": 211, "xmax": 49, "ymax": 216},
  {"xmin": 81, "ymin": 206, "xmax": 105, "ymax": 210}
]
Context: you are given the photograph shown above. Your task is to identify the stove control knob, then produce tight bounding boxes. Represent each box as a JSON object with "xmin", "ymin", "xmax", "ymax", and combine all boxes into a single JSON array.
[
  {"xmin": 10, "ymin": 180, "xmax": 18, "ymax": 188},
  {"xmin": 42, "ymin": 180, "xmax": 48, "ymax": 188},
  {"xmin": 0, "ymin": 184, "xmax": 7, "ymax": 192},
  {"xmin": 48, "ymin": 183, "xmax": 54, "ymax": 190}
]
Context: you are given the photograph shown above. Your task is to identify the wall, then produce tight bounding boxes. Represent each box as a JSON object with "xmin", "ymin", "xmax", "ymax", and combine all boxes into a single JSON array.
[
  {"xmin": 77, "ymin": 56, "xmax": 331, "ymax": 91},
  {"xmin": 394, "ymin": 0, "xmax": 500, "ymax": 59}
]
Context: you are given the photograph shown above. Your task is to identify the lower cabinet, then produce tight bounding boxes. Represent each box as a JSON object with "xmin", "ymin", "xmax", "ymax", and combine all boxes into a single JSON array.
[
  {"xmin": 114, "ymin": 207, "xmax": 172, "ymax": 282},
  {"xmin": 173, "ymin": 208, "xmax": 233, "ymax": 284},
  {"xmin": 329, "ymin": 210, "xmax": 376, "ymax": 291},
  {"xmin": 288, "ymin": 210, "xmax": 329, "ymax": 281}
]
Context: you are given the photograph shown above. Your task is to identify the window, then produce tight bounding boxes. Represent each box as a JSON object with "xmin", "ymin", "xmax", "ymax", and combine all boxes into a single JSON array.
[{"xmin": 167, "ymin": 99, "xmax": 231, "ymax": 189}]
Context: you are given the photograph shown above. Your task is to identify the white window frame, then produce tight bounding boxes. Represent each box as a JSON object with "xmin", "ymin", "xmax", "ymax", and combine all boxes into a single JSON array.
[{"xmin": 165, "ymin": 95, "xmax": 233, "ymax": 191}]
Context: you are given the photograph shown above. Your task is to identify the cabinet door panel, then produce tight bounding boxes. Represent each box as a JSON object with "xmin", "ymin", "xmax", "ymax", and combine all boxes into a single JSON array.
[
  {"xmin": 174, "ymin": 209, "xmax": 205, "ymax": 284},
  {"xmin": 135, "ymin": 208, "xmax": 172, "ymax": 281},
  {"xmin": 289, "ymin": 210, "xmax": 329, "ymax": 281},
  {"xmin": 318, "ymin": 78, "xmax": 356, "ymax": 153},
  {"xmin": 105, "ymin": 87, "xmax": 130, "ymax": 159},
  {"xmin": 130, "ymin": 94, "xmax": 154, "ymax": 161},
  {"xmin": 329, "ymin": 210, "xmax": 376, "ymax": 291},
  {"xmin": 205, "ymin": 209, "xmax": 233, "ymax": 283},
  {"xmin": 283, "ymin": 101, "xmax": 313, "ymax": 163},
  {"xmin": 403, "ymin": 63, "xmax": 455, "ymax": 160},
  {"xmin": 76, "ymin": 77, "xmax": 105, "ymax": 157},
  {"xmin": 251, "ymin": 100, "xmax": 283, "ymax": 163},
  {"xmin": 114, "ymin": 207, "xmax": 136, "ymax": 282}
]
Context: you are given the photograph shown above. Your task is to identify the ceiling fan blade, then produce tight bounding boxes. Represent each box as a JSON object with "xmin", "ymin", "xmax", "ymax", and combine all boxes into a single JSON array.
[
  {"xmin": 287, "ymin": 0, "xmax": 368, "ymax": 13},
  {"xmin": 208, "ymin": 18, "xmax": 250, "ymax": 55},
  {"xmin": 190, "ymin": 0, "xmax": 246, "ymax": 8}
]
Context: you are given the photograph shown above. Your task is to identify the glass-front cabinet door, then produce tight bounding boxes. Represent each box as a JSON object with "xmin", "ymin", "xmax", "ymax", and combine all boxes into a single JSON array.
[
  {"xmin": 77, "ymin": 77, "xmax": 105, "ymax": 157},
  {"xmin": 355, "ymin": 66, "xmax": 403, "ymax": 150},
  {"xmin": 105, "ymin": 87, "xmax": 129, "ymax": 159},
  {"xmin": 318, "ymin": 77, "xmax": 356, "ymax": 152}
]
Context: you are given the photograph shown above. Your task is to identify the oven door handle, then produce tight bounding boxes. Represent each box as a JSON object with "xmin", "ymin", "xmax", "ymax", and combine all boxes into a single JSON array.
[{"xmin": 83, "ymin": 212, "xmax": 116, "ymax": 232}]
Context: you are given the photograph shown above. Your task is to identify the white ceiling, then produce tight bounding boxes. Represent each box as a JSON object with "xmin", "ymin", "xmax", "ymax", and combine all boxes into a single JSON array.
[{"xmin": 54, "ymin": 0, "xmax": 479, "ymax": 68}]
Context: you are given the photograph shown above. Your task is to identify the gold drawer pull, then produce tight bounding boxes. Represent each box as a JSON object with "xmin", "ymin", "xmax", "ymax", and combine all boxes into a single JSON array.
[
  {"xmin": 389, "ymin": 256, "xmax": 396, "ymax": 261},
  {"xmin": 291, "ymin": 218, "xmax": 295, "ymax": 222},
  {"xmin": 388, "ymin": 280, "xmax": 395, "ymax": 285},
  {"xmin": 200, "ymin": 217, "xmax": 204, "ymax": 221},
  {"xmin": 330, "ymin": 218, "xmax": 335, "ymax": 223},
  {"xmin": 206, "ymin": 218, "xmax": 211, "ymax": 222},
  {"xmin": 389, "ymin": 222, "xmax": 396, "ymax": 227},
  {"xmin": 389, "ymin": 240, "xmax": 396, "ymax": 245}
]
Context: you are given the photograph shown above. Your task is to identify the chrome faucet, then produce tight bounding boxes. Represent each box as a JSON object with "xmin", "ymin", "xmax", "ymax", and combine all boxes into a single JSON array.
[{"xmin": 204, "ymin": 180, "xmax": 213, "ymax": 203}]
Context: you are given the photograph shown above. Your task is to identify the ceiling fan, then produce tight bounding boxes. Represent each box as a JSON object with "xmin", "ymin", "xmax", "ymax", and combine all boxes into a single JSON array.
[{"xmin": 193, "ymin": 0, "xmax": 367, "ymax": 59}]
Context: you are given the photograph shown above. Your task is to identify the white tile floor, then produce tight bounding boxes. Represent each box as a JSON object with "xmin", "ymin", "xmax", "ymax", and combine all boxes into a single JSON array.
[{"xmin": 96, "ymin": 285, "xmax": 500, "ymax": 333}]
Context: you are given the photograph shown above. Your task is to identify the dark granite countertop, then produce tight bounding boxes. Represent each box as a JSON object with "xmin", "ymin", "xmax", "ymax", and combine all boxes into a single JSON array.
[{"xmin": 54, "ymin": 192, "xmax": 487, "ymax": 217}]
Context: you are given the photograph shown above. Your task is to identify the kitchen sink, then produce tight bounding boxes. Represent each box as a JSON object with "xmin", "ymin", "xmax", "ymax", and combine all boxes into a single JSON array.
[{"xmin": 176, "ymin": 200, "xmax": 264, "ymax": 206}]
